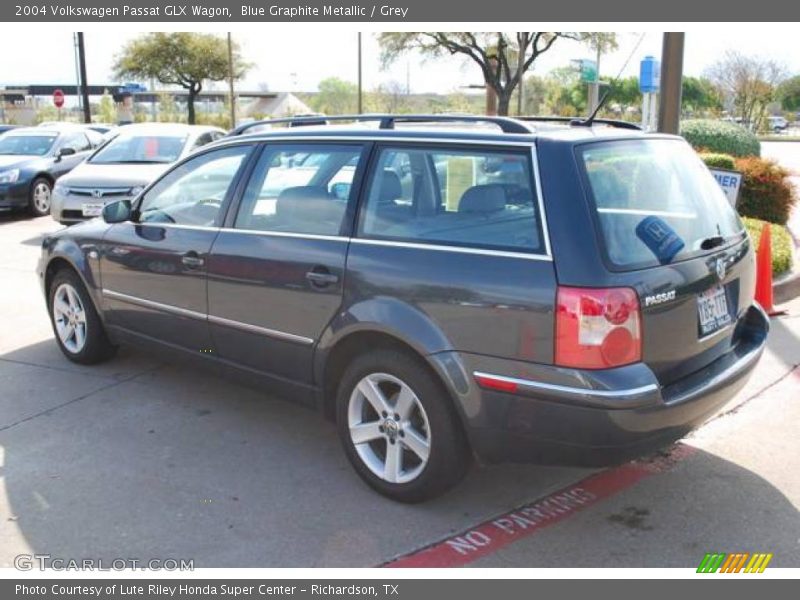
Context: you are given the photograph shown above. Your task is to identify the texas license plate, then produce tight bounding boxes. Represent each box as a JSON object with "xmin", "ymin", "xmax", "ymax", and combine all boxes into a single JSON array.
[
  {"xmin": 697, "ymin": 285, "xmax": 732, "ymax": 337},
  {"xmin": 81, "ymin": 202, "xmax": 104, "ymax": 217}
]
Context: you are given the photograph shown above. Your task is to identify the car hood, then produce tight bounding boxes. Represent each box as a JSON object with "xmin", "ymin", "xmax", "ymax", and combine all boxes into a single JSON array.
[
  {"xmin": 58, "ymin": 162, "xmax": 170, "ymax": 188},
  {"xmin": 0, "ymin": 155, "xmax": 42, "ymax": 169}
]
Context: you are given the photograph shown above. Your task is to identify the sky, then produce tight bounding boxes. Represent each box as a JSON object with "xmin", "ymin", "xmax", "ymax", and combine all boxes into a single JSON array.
[{"xmin": 0, "ymin": 29, "xmax": 797, "ymax": 96}]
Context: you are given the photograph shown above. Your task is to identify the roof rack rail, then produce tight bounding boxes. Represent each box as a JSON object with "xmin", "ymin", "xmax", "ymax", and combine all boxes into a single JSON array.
[
  {"xmin": 517, "ymin": 116, "xmax": 642, "ymax": 131},
  {"xmin": 228, "ymin": 114, "xmax": 533, "ymax": 136}
]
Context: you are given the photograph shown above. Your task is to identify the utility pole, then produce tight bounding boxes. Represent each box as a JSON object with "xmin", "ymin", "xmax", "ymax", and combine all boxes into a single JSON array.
[
  {"xmin": 658, "ymin": 32, "xmax": 685, "ymax": 134},
  {"xmin": 227, "ymin": 32, "xmax": 236, "ymax": 128},
  {"xmin": 76, "ymin": 32, "xmax": 91, "ymax": 123},
  {"xmin": 357, "ymin": 32, "xmax": 363, "ymax": 114}
]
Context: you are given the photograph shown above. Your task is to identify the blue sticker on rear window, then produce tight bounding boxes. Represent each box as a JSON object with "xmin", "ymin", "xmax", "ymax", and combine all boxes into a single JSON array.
[{"xmin": 635, "ymin": 216, "xmax": 685, "ymax": 265}]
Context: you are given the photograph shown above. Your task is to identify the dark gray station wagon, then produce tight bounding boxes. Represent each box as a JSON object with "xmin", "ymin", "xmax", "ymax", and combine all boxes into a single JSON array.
[{"xmin": 38, "ymin": 115, "xmax": 768, "ymax": 502}]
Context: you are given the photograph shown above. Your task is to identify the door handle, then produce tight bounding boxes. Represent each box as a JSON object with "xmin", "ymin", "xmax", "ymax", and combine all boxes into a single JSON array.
[
  {"xmin": 181, "ymin": 251, "xmax": 204, "ymax": 269},
  {"xmin": 305, "ymin": 268, "xmax": 339, "ymax": 287}
]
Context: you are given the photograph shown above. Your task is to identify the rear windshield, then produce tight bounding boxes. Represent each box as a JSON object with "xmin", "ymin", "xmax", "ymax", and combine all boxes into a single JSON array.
[
  {"xmin": 90, "ymin": 134, "xmax": 188, "ymax": 164},
  {"xmin": 579, "ymin": 139, "xmax": 745, "ymax": 270}
]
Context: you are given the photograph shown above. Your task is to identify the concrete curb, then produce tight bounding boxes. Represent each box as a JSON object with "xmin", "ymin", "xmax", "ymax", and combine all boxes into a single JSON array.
[
  {"xmin": 775, "ymin": 271, "xmax": 800, "ymax": 305},
  {"xmin": 775, "ymin": 202, "xmax": 800, "ymax": 305}
]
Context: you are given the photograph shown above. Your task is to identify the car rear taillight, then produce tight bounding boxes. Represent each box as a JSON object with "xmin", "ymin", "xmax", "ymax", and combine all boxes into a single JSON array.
[{"xmin": 555, "ymin": 286, "xmax": 641, "ymax": 369}]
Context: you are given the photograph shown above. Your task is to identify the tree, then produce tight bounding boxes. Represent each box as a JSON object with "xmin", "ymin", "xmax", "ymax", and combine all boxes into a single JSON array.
[
  {"xmin": 113, "ymin": 33, "xmax": 250, "ymax": 124},
  {"xmin": 707, "ymin": 51, "xmax": 787, "ymax": 130},
  {"xmin": 681, "ymin": 77, "xmax": 723, "ymax": 115},
  {"xmin": 777, "ymin": 75, "xmax": 800, "ymax": 112},
  {"xmin": 583, "ymin": 33, "xmax": 618, "ymax": 77},
  {"xmin": 97, "ymin": 92, "xmax": 117, "ymax": 123},
  {"xmin": 310, "ymin": 78, "xmax": 358, "ymax": 115},
  {"xmin": 378, "ymin": 32, "xmax": 581, "ymax": 116}
]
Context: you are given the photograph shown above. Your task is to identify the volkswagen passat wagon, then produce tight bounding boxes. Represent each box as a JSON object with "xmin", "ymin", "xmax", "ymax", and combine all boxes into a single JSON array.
[{"xmin": 38, "ymin": 115, "xmax": 769, "ymax": 502}]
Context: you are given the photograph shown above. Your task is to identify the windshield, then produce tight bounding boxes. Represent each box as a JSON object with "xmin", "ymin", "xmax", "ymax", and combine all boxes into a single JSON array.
[
  {"xmin": 89, "ymin": 134, "xmax": 188, "ymax": 164},
  {"xmin": 579, "ymin": 139, "xmax": 745, "ymax": 271},
  {"xmin": 0, "ymin": 134, "xmax": 57, "ymax": 156}
]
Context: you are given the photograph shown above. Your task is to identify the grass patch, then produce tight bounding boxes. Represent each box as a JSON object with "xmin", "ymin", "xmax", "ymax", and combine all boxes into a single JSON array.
[
  {"xmin": 742, "ymin": 216, "xmax": 794, "ymax": 276},
  {"xmin": 758, "ymin": 135, "xmax": 800, "ymax": 142}
]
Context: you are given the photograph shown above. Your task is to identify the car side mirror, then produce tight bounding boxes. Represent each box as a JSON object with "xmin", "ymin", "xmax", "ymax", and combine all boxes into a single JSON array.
[
  {"xmin": 56, "ymin": 147, "xmax": 76, "ymax": 161},
  {"xmin": 102, "ymin": 199, "xmax": 133, "ymax": 223}
]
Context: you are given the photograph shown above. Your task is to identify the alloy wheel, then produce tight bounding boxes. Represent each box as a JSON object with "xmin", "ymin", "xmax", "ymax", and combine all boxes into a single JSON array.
[
  {"xmin": 52, "ymin": 283, "xmax": 87, "ymax": 354},
  {"xmin": 347, "ymin": 372, "xmax": 432, "ymax": 484}
]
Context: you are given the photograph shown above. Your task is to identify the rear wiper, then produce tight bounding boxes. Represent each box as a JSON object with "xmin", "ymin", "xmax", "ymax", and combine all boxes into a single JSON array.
[{"xmin": 700, "ymin": 235, "xmax": 725, "ymax": 250}]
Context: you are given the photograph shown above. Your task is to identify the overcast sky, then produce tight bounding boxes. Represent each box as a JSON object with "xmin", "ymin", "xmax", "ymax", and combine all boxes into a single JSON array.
[{"xmin": 0, "ymin": 30, "xmax": 796, "ymax": 95}]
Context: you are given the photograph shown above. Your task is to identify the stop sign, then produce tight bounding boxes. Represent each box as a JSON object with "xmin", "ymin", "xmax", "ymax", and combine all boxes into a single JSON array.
[{"xmin": 53, "ymin": 89, "xmax": 65, "ymax": 108}]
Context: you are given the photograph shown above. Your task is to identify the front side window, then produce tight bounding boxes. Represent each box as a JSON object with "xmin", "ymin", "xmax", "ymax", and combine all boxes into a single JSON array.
[
  {"xmin": 138, "ymin": 145, "xmax": 251, "ymax": 226},
  {"xmin": 234, "ymin": 144, "xmax": 363, "ymax": 236},
  {"xmin": 359, "ymin": 146, "xmax": 544, "ymax": 254},
  {"xmin": 60, "ymin": 132, "xmax": 91, "ymax": 153}
]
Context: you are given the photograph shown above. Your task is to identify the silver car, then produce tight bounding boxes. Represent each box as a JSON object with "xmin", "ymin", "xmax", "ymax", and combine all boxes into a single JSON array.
[{"xmin": 51, "ymin": 123, "xmax": 226, "ymax": 224}]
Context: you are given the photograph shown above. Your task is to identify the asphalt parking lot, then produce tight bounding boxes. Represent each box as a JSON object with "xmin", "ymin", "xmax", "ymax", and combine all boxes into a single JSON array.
[{"xmin": 1, "ymin": 212, "xmax": 799, "ymax": 569}]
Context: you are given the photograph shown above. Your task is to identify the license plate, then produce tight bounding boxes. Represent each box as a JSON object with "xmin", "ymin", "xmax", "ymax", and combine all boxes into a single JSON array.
[
  {"xmin": 697, "ymin": 285, "xmax": 732, "ymax": 337},
  {"xmin": 81, "ymin": 202, "xmax": 104, "ymax": 217}
]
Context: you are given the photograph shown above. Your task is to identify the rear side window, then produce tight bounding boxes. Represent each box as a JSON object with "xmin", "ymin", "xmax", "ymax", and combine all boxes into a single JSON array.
[
  {"xmin": 579, "ymin": 139, "xmax": 744, "ymax": 270},
  {"xmin": 359, "ymin": 146, "xmax": 543, "ymax": 254}
]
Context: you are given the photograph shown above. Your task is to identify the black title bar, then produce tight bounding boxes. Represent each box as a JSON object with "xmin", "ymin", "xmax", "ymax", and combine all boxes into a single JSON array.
[{"xmin": 4, "ymin": 0, "xmax": 800, "ymax": 21}]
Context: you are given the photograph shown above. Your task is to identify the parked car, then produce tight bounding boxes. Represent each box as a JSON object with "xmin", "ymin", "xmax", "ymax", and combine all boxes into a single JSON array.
[
  {"xmin": 0, "ymin": 124, "xmax": 99, "ymax": 216},
  {"xmin": 768, "ymin": 116, "xmax": 789, "ymax": 133},
  {"xmin": 50, "ymin": 123, "xmax": 225, "ymax": 224},
  {"xmin": 0, "ymin": 125, "xmax": 19, "ymax": 136},
  {"xmin": 38, "ymin": 114, "xmax": 768, "ymax": 502}
]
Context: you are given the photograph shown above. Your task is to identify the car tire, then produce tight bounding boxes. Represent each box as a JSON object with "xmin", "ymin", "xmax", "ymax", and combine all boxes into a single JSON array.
[
  {"xmin": 335, "ymin": 349, "xmax": 470, "ymax": 502},
  {"xmin": 29, "ymin": 177, "xmax": 52, "ymax": 217},
  {"xmin": 48, "ymin": 269, "xmax": 117, "ymax": 364}
]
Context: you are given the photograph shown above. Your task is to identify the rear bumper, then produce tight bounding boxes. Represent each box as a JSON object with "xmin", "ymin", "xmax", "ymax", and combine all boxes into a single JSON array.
[{"xmin": 431, "ymin": 303, "xmax": 769, "ymax": 466}]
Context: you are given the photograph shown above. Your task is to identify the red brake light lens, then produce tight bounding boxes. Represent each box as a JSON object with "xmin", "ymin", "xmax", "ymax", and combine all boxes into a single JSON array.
[{"xmin": 555, "ymin": 286, "xmax": 641, "ymax": 369}]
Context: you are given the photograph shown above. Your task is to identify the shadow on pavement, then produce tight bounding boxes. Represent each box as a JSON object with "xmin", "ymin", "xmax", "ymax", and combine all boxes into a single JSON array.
[{"xmin": 0, "ymin": 338, "xmax": 593, "ymax": 568}]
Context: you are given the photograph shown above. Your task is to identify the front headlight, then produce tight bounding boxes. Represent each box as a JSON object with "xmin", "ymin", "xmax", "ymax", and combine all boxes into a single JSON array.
[
  {"xmin": 129, "ymin": 185, "xmax": 145, "ymax": 197},
  {"xmin": 0, "ymin": 169, "xmax": 19, "ymax": 184},
  {"xmin": 53, "ymin": 183, "xmax": 69, "ymax": 196}
]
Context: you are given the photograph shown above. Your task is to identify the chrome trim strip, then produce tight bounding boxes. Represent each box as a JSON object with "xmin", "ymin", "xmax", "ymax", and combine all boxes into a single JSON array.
[
  {"xmin": 102, "ymin": 289, "xmax": 206, "ymax": 321},
  {"xmin": 135, "ymin": 222, "xmax": 220, "ymax": 232},
  {"xmin": 218, "ymin": 228, "xmax": 349, "ymax": 242},
  {"xmin": 350, "ymin": 238, "xmax": 552, "ymax": 261},
  {"xmin": 102, "ymin": 289, "xmax": 314, "ymax": 345},
  {"xmin": 473, "ymin": 371, "xmax": 659, "ymax": 398},
  {"xmin": 206, "ymin": 314, "xmax": 313, "ymax": 345},
  {"xmin": 530, "ymin": 146, "xmax": 553, "ymax": 258}
]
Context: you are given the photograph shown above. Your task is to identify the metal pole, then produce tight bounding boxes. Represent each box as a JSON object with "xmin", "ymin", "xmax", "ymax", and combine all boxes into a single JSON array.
[
  {"xmin": 77, "ymin": 32, "xmax": 91, "ymax": 123},
  {"xmin": 357, "ymin": 32, "xmax": 363, "ymax": 114},
  {"xmin": 227, "ymin": 32, "xmax": 236, "ymax": 128},
  {"xmin": 657, "ymin": 32, "xmax": 684, "ymax": 134}
]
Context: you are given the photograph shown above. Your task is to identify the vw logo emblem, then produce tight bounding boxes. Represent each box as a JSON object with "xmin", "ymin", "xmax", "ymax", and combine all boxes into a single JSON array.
[
  {"xmin": 715, "ymin": 257, "xmax": 727, "ymax": 281},
  {"xmin": 92, "ymin": 189, "xmax": 103, "ymax": 199}
]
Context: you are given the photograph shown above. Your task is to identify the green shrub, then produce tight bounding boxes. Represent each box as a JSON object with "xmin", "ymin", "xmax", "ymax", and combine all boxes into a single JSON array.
[
  {"xmin": 681, "ymin": 119, "xmax": 761, "ymax": 157},
  {"xmin": 734, "ymin": 157, "xmax": 797, "ymax": 225},
  {"xmin": 742, "ymin": 217, "xmax": 794, "ymax": 276},
  {"xmin": 699, "ymin": 152, "xmax": 736, "ymax": 170}
]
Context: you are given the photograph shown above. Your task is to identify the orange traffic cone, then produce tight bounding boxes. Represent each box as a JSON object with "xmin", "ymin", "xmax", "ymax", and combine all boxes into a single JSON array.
[{"xmin": 754, "ymin": 223, "xmax": 785, "ymax": 316}]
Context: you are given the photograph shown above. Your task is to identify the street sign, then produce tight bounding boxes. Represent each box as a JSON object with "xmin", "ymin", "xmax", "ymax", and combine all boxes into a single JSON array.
[
  {"xmin": 576, "ymin": 59, "xmax": 598, "ymax": 83},
  {"xmin": 53, "ymin": 89, "xmax": 65, "ymax": 108},
  {"xmin": 708, "ymin": 167, "xmax": 743, "ymax": 207}
]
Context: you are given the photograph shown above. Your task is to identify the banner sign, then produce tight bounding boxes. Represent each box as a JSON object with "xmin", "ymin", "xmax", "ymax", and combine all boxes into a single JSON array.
[{"xmin": 709, "ymin": 167, "xmax": 743, "ymax": 207}]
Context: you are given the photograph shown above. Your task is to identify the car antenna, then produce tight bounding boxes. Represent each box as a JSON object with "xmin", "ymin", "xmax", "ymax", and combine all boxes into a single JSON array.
[{"xmin": 573, "ymin": 33, "xmax": 647, "ymax": 128}]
